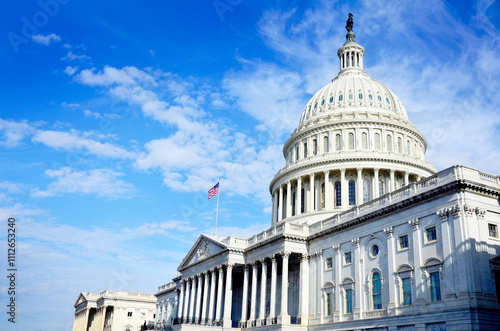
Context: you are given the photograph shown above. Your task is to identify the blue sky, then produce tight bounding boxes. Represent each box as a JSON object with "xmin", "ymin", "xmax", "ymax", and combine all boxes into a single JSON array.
[{"xmin": 0, "ymin": 0, "xmax": 499, "ymax": 330}]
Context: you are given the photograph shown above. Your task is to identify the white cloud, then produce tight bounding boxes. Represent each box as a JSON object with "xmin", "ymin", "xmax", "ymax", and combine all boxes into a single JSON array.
[
  {"xmin": 32, "ymin": 167, "xmax": 135, "ymax": 199},
  {"xmin": 0, "ymin": 118, "xmax": 35, "ymax": 148},
  {"xmin": 64, "ymin": 66, "xmax": 78, "ymax": 76},
  {"xmin": 83, "ymin": 109, "xmax": 102, "ymax": 119},
  {"xmin": 61, "ymin": 51, "xmax": 90, "ymax": 61},
  {"xmin": 76, "ymin": 66, "xmax": 157, "ymax": 87},
  {"xmin": 32, "ymin": 33, "xmax": 61, "ymax": 46},
  {"xmin": 32, "ymin": 129, "xmax": 134, "ymax": 159}
]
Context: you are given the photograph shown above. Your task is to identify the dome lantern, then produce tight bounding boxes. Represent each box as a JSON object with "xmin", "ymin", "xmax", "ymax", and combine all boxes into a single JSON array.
[{"xmin": 337, "ymin": 13, "xmax": 365, "ymax": 71}]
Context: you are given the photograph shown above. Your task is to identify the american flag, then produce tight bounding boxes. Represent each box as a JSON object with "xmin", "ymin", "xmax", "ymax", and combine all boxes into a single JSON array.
[{"xmin": 208, "ymin": 182, "xmax": 219, "ymax": 199}]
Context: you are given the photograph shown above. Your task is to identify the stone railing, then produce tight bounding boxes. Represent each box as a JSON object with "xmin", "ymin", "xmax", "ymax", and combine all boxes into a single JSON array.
[
  {"xmin": 308, "ymin": 165, "xmax": 499, "ymax": 236},
  {"xmin": 157, "ymin": 282, "xmax": 176, "ymax": 293},
  {"xmin": 246, "ymin": 221, "xmax": 309, "ymax": 248}
]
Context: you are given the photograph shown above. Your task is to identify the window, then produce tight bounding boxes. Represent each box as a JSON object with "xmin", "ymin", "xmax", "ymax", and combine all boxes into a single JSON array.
[
  {"xmin": 345, "ymin": 289, "xmax": 353, "ymax": 313},
  {"xmin": 426, "ymin": 227, "xmax": 437, "ymax": 242},
  {"xmin": 368, "ymin": 94, "xmax": 373, "ymax": 101},
  {"xmin": 304, "ymin": 142, "xmax": 308, "ymax": 158},
  {"xmin": 361, "ymin": 132, "xmax": 368, "ymax": 149},
  {"xmin": 326, "ymin": 292, "xmax": 333, "ymax": 316},
  {"xmin": 399, "ymin": 235, "xmax": 409, "ymax": 249},
  {"xmin": 335, "ymin": 134, "xmax": 341, "ymax": 151},
  {"xmin": 349, "ymin": 93, "xmax": 353, "ymax": 100},
  {"xmin": 324, "ymin": 136, "xmax": 329, "ymax": 153},
  {"xmin": 398, "ymin": 137, "xmax": 402, "ymax": 153},
  {"xmin": 374, "ymin": 133, "xmax": 381, "ymax": 150},
  {"xmin": 406, "ymin": 140, "xmax": 410, "ymax": 154},
  {"xmin": 344, "ymin": 251, "xmax": 352, "ymax": 265},
  {"xmin": 127, "ymin": 312, "xmax": 133, "ymax": 317},
  {"xmin": 141, "ymin": 312, "xmax": 146, "ymax": 318},
  {"xmin": 363, "ymin": 179, "xmax": 370, "ymax": 203},
  {"xmin": 313, "ymin": 139, "xmax": 317, "ymax": 155},
  {"xmin": 292, "ymin": 191, "xmax": 296, "ymax": 216},
  {"xmin": 348, "ymin": 180, "xmax": 356, "ymax": 205},
  {"xmin": 386, "ymin": 97, "xmax": 390, "ymax": 104},
  {"xmin": 314, "ymin": 102, "xmax": 317, "ymax": 109},
  {"xmin": 321, "ymin": 183, "xmax": 325, "ymax": 209},
  {"xmin": 329, "ymin": 96, "xmax": 334, "ymax": 103},
  {"xmin": 489, "ymin": 224, "xmax": 498, "ymax": 238},
  {"xmin": 326, "ymin": 257, "xmax": 333, "ymax": 269},
  {"xmin": 296, "ymin": 146, "xmax": 299, "ymax": 161},
  {"xmin": 430, "ymin": 272, "xmax": 441, "ymax": 302},
  {"xmin": 321, "ymin": 99, "xmax": 325, "ymax": 106},
  {"xmin": 358, "ymin": 93, "xmax": 363, "ymax": 100},
  {"xmin": 378, "ymin": 95, "xmax": 382, "ymax": 102},
  {"xmin": 348, "ymin": 133, "xmax": 354, "ymax": 149},
  {"xmin": 379, "ymin": 180, "xmax": 384, "ymax": 196},
  {"xmin": 370, "ymin": 245, "xmax": 379, "ymax": 257},
  {"xmin": 372, "ymin": 272, "xmax": 382, "ymax": 309},
  {"xmin": 334, "ymin": 181, "xmax": 341, "ymax": 207},
  {"xmin": 339, "ymin": 94, "xmax": 343, "ymax": 101},
  {"xmin": 387, "ymin": 135, "xmax": 392, "ymax": 152},
  {"xmin": 402, "ymin": 277, "xmax": 412, "ymax": 305}
]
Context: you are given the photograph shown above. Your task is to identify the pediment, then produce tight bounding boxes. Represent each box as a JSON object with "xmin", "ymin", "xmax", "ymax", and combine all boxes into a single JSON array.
[
  {"xmin": 74, "ymin": 292, "xmax": 88, "ymax": 307},
  {"xmin": 179, "ymin": 235, "xmax": 227, "ymax": 270}
]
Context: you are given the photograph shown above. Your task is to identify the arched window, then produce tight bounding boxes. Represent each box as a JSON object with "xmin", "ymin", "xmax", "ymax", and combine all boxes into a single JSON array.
[
  {"xmin": 324, "ymin": 136, "xmax": 329, "ymax": 153},
  {"xmin": 363, "ymin": 179, "xmax": 370, "ymax": 203},
  {"xmin": 313, "ymin": 139, "xmax": 317, "ymax": 155},
  {"xmin": 292, "ymin": 191, "xmax": 296, "ymax": 216},
  {"xmin": 397, "ymin": 137, "xmax": 402, "ymax": 153},
  {"xmin": 362, "ymin": 132, "xmax": 368, "ymax": 149},
  {"xmin": 348, "ymin": 180, "xmax": 356, "ymax": 205},
  {"xmin": 372, "ymin": 272, "xmax": 382, "ymax": 310},
  {"xmin": 348, "ymin": 133, "xmax": 354, "ymax": 150},
  {"xmin": 379, "ymin": 180, "xmax": 384, "ymax": 196},
  {"xmin": 374, "ymin": 133, "xmax": 381, "ymax": 150},
  {"xmin": 304, "ymin": 142, "xmax": 308, "ymax": 158},
  {"xmin": 335, "ymin": 134, "xmax": 341, "ymax": 151},
  {"xmin": 334, "ymin": 181, "xmax": 341, "ymax": 207},
  {"xmin": 321, "ymin": 183, "xmax": 325, "ymax": 210},
  {"xmin": 406, "ymin": 140, "xmax": 410, "ymax": 155},
  {"xmin": 324, "ymin": 283, "xmax": 334, "ymax": 316},
  {"xmin": 387, "ymin": 135, "xmax": 392, "ymax": 152},
  {"xmin": 296, "ymin": 146, "xmax": 299, "ymax": 161},
  {"xmin": 301, "ymin": 188, "xmax": 305, "ymax": 213}
]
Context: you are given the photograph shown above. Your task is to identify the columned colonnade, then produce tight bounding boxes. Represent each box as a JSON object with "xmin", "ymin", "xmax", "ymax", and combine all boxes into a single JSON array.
[
  {"xmin": 175, "ymin": 252, "xmax": 307, "ymax": 327},
  {"xmin": 272, "ymin": 168, "xmax": 422, "ymax": 223}
]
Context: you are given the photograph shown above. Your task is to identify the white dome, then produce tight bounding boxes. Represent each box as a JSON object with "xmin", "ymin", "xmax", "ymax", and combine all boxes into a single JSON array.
[{"xmin": 298, "ymin": 69, "xmax": 410, "ymax": 129}]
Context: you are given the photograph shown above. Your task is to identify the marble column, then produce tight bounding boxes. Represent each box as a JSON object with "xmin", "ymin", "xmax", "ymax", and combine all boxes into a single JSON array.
[
  {"xmin": 250, "ymin": 263, "xmax": 257, "ymax": 322},
  {"xmin": 286, "ymin": 181, "xmax": 292, "ymax": 218},
  {"xmin": 296, "ymin": 177, "xmax": 302, "ymax": 216},
  {"xmin": 195, "ymin": 275, "xmax": 203, "ymax": 323},
  {"xmin": 279, "ymin": 251, "xmax": 291, "ymax": 324},
  {"xmin": 208, "ymin": 269, "xmax": 216, "ymax": 324},
  {"xmin": 272, "ymin": 192, "xmax": 277, "ymax": 225},
  {"xmin": 357, "ymin": 168, "xmax": 363, "ymax": 205},
  {"xmin": 215, "ymin": 266, "xmax": 224, "ymax": 322},
  {"xmin": 201, "ymin": 271, "xmax": 209, "ymax": 324},
  {"xmin": 269, "ymin": 256, "xmax": 277, "ymax": 321},
  {"xmin": 241, "ymin": 265, "xmax": 249, "ymax": 323},
  {"xmin": 258, "ymin": 259, "xmax": 267, "ymax": 325},
  {"xmin": 373, "ymin": 168, "xmax": 380, "ymax": 198},
  {"xmin": 189, "ymin": 277, "xmax": 196, "ymax": 323},
  {"xmin": 384, "ymin": 227, "xmax": 396, "ymax": 313},
  {"xmin": 352, "ymin": 239, "xmax": 362, "ymax": 317},
  {"xmin": 183, "ymin": 279, "xmax": 190, "ymax": 320},
  {"xmin": 299, "ymin": 254, "xmax": 309, "ymax": 325},
  {"xmin": 340, "ymin": 168, "xmax": 347, "ymax": 208},
  {"xmin": 309, "ymin": 173, "xmax": 315, "ymax": 212},
  {"xmin": 223, "ymin": 263, "xmax": 234, "ymax": 327},
  {"xmin": 178, "ymin": 281, "xmax": 185, "ymax": 320},
  {"xmin": 324, "ymin": 170, "xmax": 330, "ymax": 210},
  {"xmin": 404, "ymin": 171, "xmax": 409, "ymax": 186},
  {"xmin": 278, "ymin": 185, "xmax": 283, "ymax": 221},
  {"xmin": 389, "ymin": 169, "xmax": 395, "ymax": 192}
]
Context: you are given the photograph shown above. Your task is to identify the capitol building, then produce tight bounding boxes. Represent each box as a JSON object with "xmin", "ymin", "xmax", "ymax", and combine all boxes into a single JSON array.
[{"xmin": 74, "ymin": 15, "xmax": 500, "ymax": 331}]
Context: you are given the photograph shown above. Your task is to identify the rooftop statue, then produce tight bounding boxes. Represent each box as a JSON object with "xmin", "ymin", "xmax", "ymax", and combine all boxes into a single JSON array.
[{"xmin": 346, "ymin": 13, "xmax": 354, "ymax": 32}]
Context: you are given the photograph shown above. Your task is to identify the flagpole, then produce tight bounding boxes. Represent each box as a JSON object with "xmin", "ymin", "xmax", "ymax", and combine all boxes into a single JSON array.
[{"xmin": 215, "ymin": 178, "xmax": 220, "ymax": 236}]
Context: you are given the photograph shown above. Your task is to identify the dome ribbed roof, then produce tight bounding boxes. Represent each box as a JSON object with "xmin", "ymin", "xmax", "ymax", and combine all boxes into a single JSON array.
[{"xmin": 298, "ymin": 70, "xmax": 409, "ymax": 128}]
